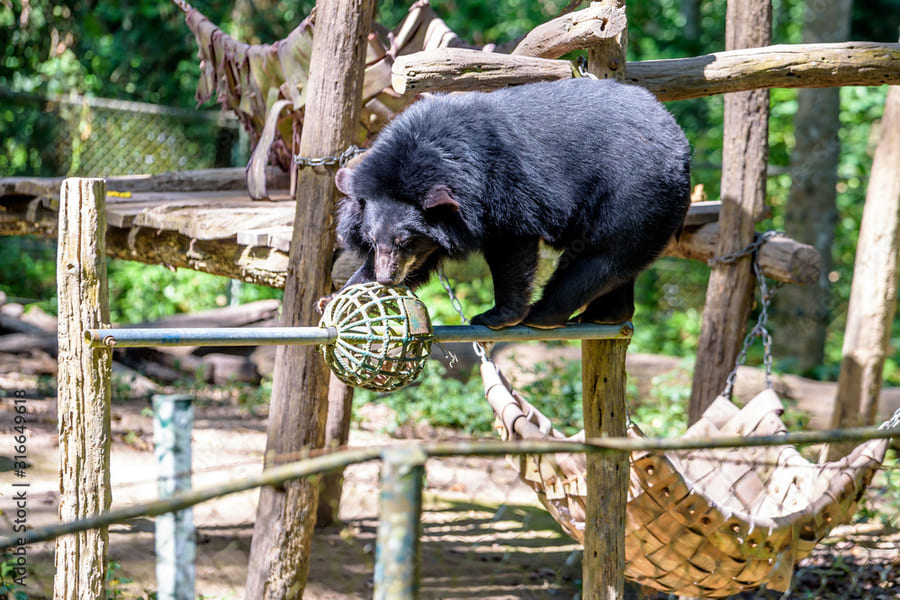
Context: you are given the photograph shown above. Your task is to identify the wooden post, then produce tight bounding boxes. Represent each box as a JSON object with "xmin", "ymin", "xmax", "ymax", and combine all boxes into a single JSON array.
[
  {"xmin": 582, "ymin": 338, "xmax": 630, "ymax": 600},
  {"xmin": 582, "ymin": 4, "xmax": 629, "ymax": 598},
  {"xmin": 688, "ymin": 0, "xmax": 772, "ymax": 423},
  {"xmin": 244, "ymin": 0, "xmax": 375, "ymax": 596},
  {"xmin": 827, "ymin": 82, "xmax": 900, "ymax": 459},
  {"xmin": 54, "ymin": 178, "xmax": 112, "ymax": 600}
]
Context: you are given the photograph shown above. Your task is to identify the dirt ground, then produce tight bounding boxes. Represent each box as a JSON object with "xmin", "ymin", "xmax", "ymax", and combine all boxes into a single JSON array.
[{"xmin": 1, "ymin": 361, "xmax": 899, "ymax": 600}]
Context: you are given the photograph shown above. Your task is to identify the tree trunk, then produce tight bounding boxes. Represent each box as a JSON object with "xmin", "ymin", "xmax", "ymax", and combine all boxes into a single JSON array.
[
  {"xmin": 771, "ymin": 0, "xmax": 852, "ymax": 374},
  {"xmin": 244, "ymin": 0, "xmax": 374, "ymax": 596},
  {"xmin": 688, "ymin": 0, "xmax": 772, "ymax": 423},
  {"xmin": 54, "ymin": 178, "xmax": 112, "ymax": 600},
  {"xmin": 827, "ymin": 81, "xmax": 900, "ymax": 458}
]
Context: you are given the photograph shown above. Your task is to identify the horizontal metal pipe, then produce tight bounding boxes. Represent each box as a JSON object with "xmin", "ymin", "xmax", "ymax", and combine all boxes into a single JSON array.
[
  {"xmin": 433, "ymin": 322, "xmax": 632, "ymax": 343},
  {"xmin": 85, "ymin": 322, "xmax": 632, "ymax": 348},
  {"xmin": 85, "ymin": 327, "xmax": 339, "ymax": 348}
]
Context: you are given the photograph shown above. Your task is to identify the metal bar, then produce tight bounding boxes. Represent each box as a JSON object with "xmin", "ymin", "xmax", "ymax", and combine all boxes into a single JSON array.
[
  {"xmin": 153, "ymin": 394, "xmax": 195, "ymax": 600},
  {"xmin": 85, "ymin": 327, "xmax": 339, "ymax": 348},
  {"xmin": 84, "ymin": 322, "xmax": 632, "ymax": 348},
  {"xmin": 374, "ymin": 446, "xmax": 426, "ymax": 600}
]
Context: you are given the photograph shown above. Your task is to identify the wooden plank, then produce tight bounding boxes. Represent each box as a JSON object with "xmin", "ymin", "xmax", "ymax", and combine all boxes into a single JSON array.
[
  {"xmin": 132, "ymin": 202, "xmax": 295, "ymax": 240},
  {"xmin": 2, "ymin": 168, "xmax": 291, "ymax": 200}
]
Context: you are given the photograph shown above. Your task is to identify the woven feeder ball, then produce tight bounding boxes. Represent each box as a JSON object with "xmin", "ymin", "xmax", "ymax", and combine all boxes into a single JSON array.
[{"xmin": 318, "ymin": 282, "xmax": 434, "ymax": 392}]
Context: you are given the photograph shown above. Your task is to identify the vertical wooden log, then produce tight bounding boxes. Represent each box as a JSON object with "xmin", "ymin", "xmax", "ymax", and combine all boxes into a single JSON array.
[
  {"xmin": 373, "ymin": 447, "xmax": 426, "ymax": 600},
  {"xmin": 827, "ymin": 83, "xmax": 900, "ymax": 458},
  {"xmin": 244, "ymin": 0, "xmax": 375, "ymax": 597},
  {"xmin": 316, "ymin": 374, "xmax": 355, "ymax": 527},
  {"xmin": 54, "ymin": 178, "xmax": 112, "ymax": 600},
  {"xmin": 587, "ymin": 0, "xmax": 627, "ymax": 78},
  {"xmin": 584, "ymin": 7, "xmax": 629, "ymax": 598},
  {"xmin": 688, "ymin": 0, "xmax": 772, "ymax": 423},
  {"xmin": 582, "ymin": 339, "xmax": 630, "ymax": 600}
]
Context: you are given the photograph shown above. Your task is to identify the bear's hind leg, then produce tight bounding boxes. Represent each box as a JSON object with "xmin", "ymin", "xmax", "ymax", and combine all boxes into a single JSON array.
[
  {"xmin": 522, "ymin": 252, "xmax": 635, "ymax": 329},
  {"xmin": 575, "ymin": 278, "xmax": 635, "ymax": 324}
]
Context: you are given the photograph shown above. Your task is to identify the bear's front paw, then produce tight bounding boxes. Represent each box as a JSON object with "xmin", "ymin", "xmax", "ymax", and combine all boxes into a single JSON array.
[
  {"xmin": 316, "ymin": 294, "xmax": 336, "ymax": 314},
  {"xmin": 471, "ymin": 306, "xmax": 528, "ymax": 330}
]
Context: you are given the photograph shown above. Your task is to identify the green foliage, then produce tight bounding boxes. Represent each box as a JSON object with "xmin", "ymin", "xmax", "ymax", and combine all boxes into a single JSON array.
[
  {"xmin": 105, "ymin": 260, "xmax": 281, "ymax": 324},
  {"xmin": 356, "ymin": 361, "xmax": 492, "ymax": 434},
  {"xmin": 0, "ymin": 237, "xmax": 56, "ymax": 306},
  {"xmin": 0, "ymin": 554, "xmax": 28, "ymax": 600}
]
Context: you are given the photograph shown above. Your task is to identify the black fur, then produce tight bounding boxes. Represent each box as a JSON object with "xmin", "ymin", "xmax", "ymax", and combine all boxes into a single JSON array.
[{"xmin": 333, "ymin": 77, "xmax": 691, "ymax": 329}]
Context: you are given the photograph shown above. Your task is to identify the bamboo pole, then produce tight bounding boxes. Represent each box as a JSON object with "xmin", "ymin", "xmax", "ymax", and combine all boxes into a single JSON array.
[
  {"xmin": 54, "ymin": 178, "xmax": 113, "ymax": 600},
  {"xmin": 244, "ymin": 0, "xmax": 375, "ymax": 596}
]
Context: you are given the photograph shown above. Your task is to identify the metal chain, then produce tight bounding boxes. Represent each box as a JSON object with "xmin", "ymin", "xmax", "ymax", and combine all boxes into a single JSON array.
[
  {"xmin": 438, "ymin": 269, "xmax": 489, "ymax": 363},
  {"xmin": 293, "ymin": 145, "xmax": 366, "ymax": 169},
  {"xmin": 576, "ymin": 56, "xmax": 599, "ymax": 80},
  {"xmin": 719, "ymin": 231, "xmax": 782, "ymax": 398},
  {"xmin": 708, "ymin": 230, "xmax": 781, "ymax": 267}
]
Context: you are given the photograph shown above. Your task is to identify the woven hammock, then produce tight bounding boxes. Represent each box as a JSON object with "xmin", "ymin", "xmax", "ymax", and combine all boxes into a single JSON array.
[{"xmin": 480, "ymin": 361, "xmax": 891, "ymax": 597}]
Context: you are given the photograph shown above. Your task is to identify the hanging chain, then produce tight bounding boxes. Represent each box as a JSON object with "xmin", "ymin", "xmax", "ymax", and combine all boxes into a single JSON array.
[
  {"xmin": 719, "ymin": 231, "xmax": 783, "ymax": 398},
  {"xmin": 438, "ymin": 269, "xmax": 489, "ymax": 363},
  {"xmin": 575, "ymin": 56, "xmax": 599, "ymax": 80},
  {"xmin": 294, "ymin": 145, "xmax": 366, "ymax": 169}
]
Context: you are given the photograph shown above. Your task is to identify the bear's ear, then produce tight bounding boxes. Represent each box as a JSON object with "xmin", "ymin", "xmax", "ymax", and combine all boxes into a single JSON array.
[
  {"xmin": 423, "ymin": 185, "xmax": 459, "ymax": 213},
  {"xmin": 335, "ymin": 168, "xmax": 354, "ymax": 195}
]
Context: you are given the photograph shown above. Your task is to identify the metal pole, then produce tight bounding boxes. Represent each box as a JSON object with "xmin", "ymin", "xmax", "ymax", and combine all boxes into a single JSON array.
[
  {"xmin": 85, "ymin": 322, "xmax": 632, "ymax": 348},
  {"xmin": 374, "ymin": 446, "xmax": 426, "ymax": 600},
  {"xmin": 153, "ymin": 394, "xmax": 195, "ymax": 600}
]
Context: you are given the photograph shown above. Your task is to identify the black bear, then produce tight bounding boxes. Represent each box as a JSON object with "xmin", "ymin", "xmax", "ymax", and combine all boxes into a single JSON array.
[{"xmin": 332, "ymin": 77, "xmax": 691, "ymax": 329}]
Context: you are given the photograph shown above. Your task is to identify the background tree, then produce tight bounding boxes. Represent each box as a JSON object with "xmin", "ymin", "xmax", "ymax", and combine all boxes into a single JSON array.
[{"xmin": 770, "ymin": 0, "xmax": 853, "ymax": 374}]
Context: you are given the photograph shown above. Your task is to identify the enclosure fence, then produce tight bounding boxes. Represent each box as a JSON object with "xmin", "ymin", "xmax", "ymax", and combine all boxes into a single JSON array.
[{"xmin": 0, "ymin": 89, "xmax": 243, "ymax": 177}]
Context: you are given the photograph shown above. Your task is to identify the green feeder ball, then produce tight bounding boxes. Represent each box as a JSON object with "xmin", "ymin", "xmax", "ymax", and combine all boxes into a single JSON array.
[{"xmin": 319, "ymin": 282, "xmax": 434, "ymax": 392}]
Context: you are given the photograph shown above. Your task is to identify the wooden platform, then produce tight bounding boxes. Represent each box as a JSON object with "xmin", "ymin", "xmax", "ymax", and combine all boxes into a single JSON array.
[{"xmin": 0, "ymin": 169, "xmax": 821, "ymax": 288}]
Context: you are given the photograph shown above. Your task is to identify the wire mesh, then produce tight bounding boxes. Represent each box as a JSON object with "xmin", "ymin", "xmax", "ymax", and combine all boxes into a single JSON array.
[{"xmin": 1, "ymin": 90, "xmax": 242, "ymax": 177}]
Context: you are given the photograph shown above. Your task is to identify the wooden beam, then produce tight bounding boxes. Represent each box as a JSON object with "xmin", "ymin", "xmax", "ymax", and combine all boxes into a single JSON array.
[
  {"xmin": 391, "ymin": 48, "xmax": 575, "ymax": 94},
  {"xmin": 689, "ymin": 0, "xmax": 772, "ymax": 423},
  {"xmin": 665, "ymin": 222, "xmax": 822, "ymax": 285},
  {"xmin": 54, "ymin": 178, "xmax": 113, "ymax": 600},
  {"xmin": 244, "ymin": 0, "xmax": 375, "ymax": 596},
  {"xmin": 391, "ymin": 42, "xmax": 900, "ymax": 98},
  {"xmin": 511, "ymin": 1, "xmax": 628, "ymax": 59}
]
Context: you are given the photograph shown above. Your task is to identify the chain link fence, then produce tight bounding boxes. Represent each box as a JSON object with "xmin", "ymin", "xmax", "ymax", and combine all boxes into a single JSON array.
[{"xmin": 1, "ymin": 89, "xmax": 245, "ymax": 177}]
